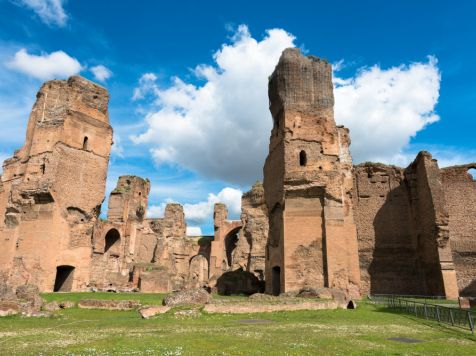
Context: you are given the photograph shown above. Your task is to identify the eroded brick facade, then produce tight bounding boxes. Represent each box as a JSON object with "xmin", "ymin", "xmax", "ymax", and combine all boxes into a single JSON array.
[
  {"xmin": 354, "ymin": 153, "xmax": 459, "ymax": 299},
  {"xmin": 0, "ymin": 76, "xmax": 113, "ymax": 291},
  {"xmin": 0, "ymin": 53, "xmax": 474, "ymax": 299},
  {"xmin": 264, "ymin": 48, "xmax": 361, "ymax": 297}
]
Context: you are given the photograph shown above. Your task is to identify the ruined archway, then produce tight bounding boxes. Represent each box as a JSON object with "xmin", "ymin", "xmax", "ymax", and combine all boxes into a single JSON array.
[
  {"xmin": 187, "ymin": 255, "xmax": 209, "ymax": 289},
  {"xmin": 54, "ymin": 265, "xmax": 75, "ymax": 292},
  {"xmin": 104, "ymin": 228, "xmax": 121, "ymax": 254},
  {"xmin": 468, "ymin": 168, "xmax": 476, "ymax": 181},
  {"xmin": 224, "ymin": 227, "xmax": 241, "ymax": 268}
]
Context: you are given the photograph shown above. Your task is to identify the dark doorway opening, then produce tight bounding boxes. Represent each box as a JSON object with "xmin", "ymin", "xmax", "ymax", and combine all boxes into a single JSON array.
[
  {"xmin": 104, "ymin": 228, "xmax": 120, "ymax": 253},
  {"xmin": 83, "ymin": 136, "xmax": 89, "ymax": 150},
  {"xmin": 272, "ymin": 266, "xmax": 281, "ymax": 296},
  {"xmin": 224, "ymin": 229, "xmax": 240, "ymax": 267},
  {"xmin": 299, "ymin": 150, "xmax": 307, "ymax": 166},
  {"xmin": 54, "ymin": 265, "xmax": 75, "ymax": 292}
]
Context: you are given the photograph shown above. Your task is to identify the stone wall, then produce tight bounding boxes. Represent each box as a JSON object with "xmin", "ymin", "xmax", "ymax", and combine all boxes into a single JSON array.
[
  {"xmin": 405, "ymin": 153, "xmax": 458, "ymax": 298},
  {"xmin": 0, "ymin": 76, "xmax": 112, "ymax": 292},
  {"xmin": 210, "ymin": 182, "xmax": 268, "ymax": 295},
  {"xmin": 353, "ymin": 153, "xmax": 459, "ymax": 299},
  {"xmin": 353, "ymin": 163, "xmax": 423, "ymax": 295},
  {"xmin": 441, "ymin": 164, "xmax": 476, "ymax": 296},
  {"xmin": 264, "ymin": 48, "xmax": 361, "ymax": 297},
  {"xmin": 0, "ymin": 59, "xmax": 474, "ymax": 299}
]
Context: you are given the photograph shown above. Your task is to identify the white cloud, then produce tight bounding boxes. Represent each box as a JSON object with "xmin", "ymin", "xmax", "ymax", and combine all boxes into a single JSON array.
[
  {"xmin": 132, "ymin": 73, "xmax": 158, "ymax": 100},
  {"xmin": 90, "ymin": 65, "xmax": 112, "ymax": 82},
  {"xmin": 147, "ymin": 187, "xmax": 242, "ymax": 226},
  {"xmin": 111, "ymin": 133, "xmax": 124, "ymax": 158},
  {"xmin": 132, "ymin": 25, "xmax": 295, "ymax": 185},
  {"xmin": 186, "ymin": 226, "xmax": 202, "ymax": 236},
  {"xmin": 147, "ymin": 204, "xmax": 167, "ymax": 218},
  {"xmin": 14, "ymin": 0, "xmax": 68, "ymax": 27},
  {"xmin": 6, "ymin": 48, "xmax": 82, "ymax": 80},
  {"xmin": 131, "ymin": 26, "xmax": 445, "ymax": 184},
  {"xmin": 334, "ymin": 57, "xmax": 441, "ymax": 164}
]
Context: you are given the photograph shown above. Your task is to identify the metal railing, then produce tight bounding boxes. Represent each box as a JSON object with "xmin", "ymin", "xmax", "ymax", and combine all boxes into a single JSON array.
[{"xmin": 370, "ymin": 294, "xmax": 474, "ymax": 334}]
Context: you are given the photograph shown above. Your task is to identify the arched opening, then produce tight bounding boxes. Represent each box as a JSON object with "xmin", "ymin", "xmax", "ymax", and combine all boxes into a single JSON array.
[
  {"xmin": 224, "ymin": 228, "xmax": 241, "ymax": 268},
  {"xmin": 347, "ymin": 300, "xmax": 357, "ymax": 309},
  {"xmin": 272, "ymin": 266, "xmax": 281, "ymax": 296},
  {"xmin": 299, "ymin": 150, "xmax": 307, "ymax": 166},
  {"xmin": 82, "ymin": 136, "xmax": 89, "ymax": 150},
  {"xmin": 54, "ymin": 265, "xmax": 75, "ymax": 292},
  {"xmin": 104, "ymin": 228, "xmax": 121, "ymax": 254},
  {"xmin": 468, "ymin": 168, "xmax": 476, "ymax": 181}
]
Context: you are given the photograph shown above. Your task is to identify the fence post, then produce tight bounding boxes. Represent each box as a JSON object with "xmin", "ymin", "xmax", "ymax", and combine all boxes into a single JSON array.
[
  {"xmin": 424, "ymin": 302, "xmax": 428, "ymax": 319},
  {"xmin": 436, "ymin": 306, "xmax": 441, "ymax": 323},
  {"xmin": 449, "ymin": 308, "xmax": 454, "ymax": 326}
]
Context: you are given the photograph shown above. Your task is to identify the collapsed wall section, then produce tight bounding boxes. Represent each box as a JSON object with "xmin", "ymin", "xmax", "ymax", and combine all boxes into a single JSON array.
[
  {"xmin": 441, "ymin": 164, "xmax": 476, "ymax": 296},
  {"xmin": 209, "ymin": 182, "xmax": 268, "ymax": 295},
  {"xmin": 0, "ymin": 76, "xmax": 112, "ymax": 291},
  {"xmin": 353, "ymin": 152, "xmax": 459, "ymax": 299},
  {"xmin": 353, "ymin": 163, "xmax": 423, "ymax": 295}
]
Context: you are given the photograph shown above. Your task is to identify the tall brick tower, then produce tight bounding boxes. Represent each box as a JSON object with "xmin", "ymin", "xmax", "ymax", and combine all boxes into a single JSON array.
[
  {"xmin": 0, "ymin": 76, "xmax": 113, "ymax": 291},
  {"xmin": 264, "ymin": 48, "xmax": 361, "ymax": 297}
]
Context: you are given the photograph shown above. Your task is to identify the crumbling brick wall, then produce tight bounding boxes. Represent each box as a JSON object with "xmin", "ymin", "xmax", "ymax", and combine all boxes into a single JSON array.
[
  {"xmin": 0, "ymin": 76, "xmax": 112, "ymax": 292},
  {"xmin": 264, "ymin": 48, "xmax": 361, "ymax": 297},
  {"xmin": 441, "ymin": 165, "xmax": 476, "ymax": 296},
  {"xmin": 353, "ymin": 163, "xmax": 424, "ymax": 295},
  {"xmin": 353, "ymin": 153, "xmax": 459, "ymax": 299}
]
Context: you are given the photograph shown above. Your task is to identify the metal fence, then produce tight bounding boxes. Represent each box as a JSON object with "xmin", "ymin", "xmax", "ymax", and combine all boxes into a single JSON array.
[{"xmin": 369, "ymin": 295, "xmax": 474, "ymax": 334}]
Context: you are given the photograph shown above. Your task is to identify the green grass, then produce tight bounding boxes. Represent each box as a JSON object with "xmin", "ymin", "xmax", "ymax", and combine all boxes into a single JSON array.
[
  {"xmin": 0, "ymin": 293, "xmax": 474, "ymax": 355},
  {"xmin": 42, "ymin": 292, "xmax": 168, "ymax": 305}
]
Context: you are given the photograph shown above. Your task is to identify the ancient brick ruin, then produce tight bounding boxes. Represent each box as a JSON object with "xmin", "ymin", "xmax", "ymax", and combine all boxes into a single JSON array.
[
  {"xmin": 0, "ymin": 76, "xmax": 112, "ymax": 291},
  {"xmin": 0, "ymin": 50, "xmax": 474, "ymax": 299},
  {"xmin": 263, "ymin": 48, "xmax": 474, "ymax": 299},
  {"xmin": 264, "ymin": 48, "xmax": 360, "ymax": 297}
]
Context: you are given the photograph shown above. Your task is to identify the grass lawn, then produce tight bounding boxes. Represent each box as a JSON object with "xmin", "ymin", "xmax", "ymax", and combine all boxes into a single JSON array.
[{"xmin": 0, "ymin": 293, "xmax": 474, "ymax": 355}]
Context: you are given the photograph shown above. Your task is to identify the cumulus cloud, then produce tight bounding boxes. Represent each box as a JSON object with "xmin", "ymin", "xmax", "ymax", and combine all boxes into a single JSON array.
[
  {"xmin": 110, "ymin": 133, "xmax": 124, "ymax": 158},
  {"xmin": 147, "ymin": 187, "xmax": 242, "ymax": 226},
  {"xmin": 132, "ymin": 73, "xmax": 158, "ymax": 100},
  {"xmin": 334, "ymin": 57, "xmax": 441, "ymax": 164},
  {"xmin": 6, "ymin": 48, "xmax": 81, "ymax": 80},
  {"xmin": 132, "ymin": 25, "xmax": 442, "ymax": 185},
  {"xmin": 132, "ymin": 25, "xmax": 295, "ymax": 185},
  {"xmin": 90, "ymin": 65, "xmax": 112, "ymax": 82},
  {"xmin": 186, "ymin": 226, "xmax": 203, "ymax": 236},
  {"xmin": 13, "ymin": 0, "xmax": 68, "ymax": 27}
]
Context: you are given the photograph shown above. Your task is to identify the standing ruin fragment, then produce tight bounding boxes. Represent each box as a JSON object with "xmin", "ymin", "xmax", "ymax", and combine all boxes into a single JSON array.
[
  {"xmin": 0, "ymin": 76, "xmax": 113, "ymax": 291},
  {"xmin": 264, "ymin": 48, "xmax": 361, "ymax": 297},
  {"xmin": 0, "ymin": 51, "xmax": 474, "ymax": 299}
]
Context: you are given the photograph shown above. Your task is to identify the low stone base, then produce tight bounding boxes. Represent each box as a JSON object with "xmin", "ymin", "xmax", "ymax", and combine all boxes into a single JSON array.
[
  {"xmin": 204, "ymin": 300, "xmax": 342, "ymax": 314},
  {"xmin": 78, "ymin": 299, "xmax": 140, "ymax": 310}
]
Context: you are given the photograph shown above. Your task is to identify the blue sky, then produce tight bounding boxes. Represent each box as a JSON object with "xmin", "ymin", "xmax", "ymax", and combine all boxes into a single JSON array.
[{"xmin": 0, "ymin": 0, "xmax": 475, "ymax": 235}]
